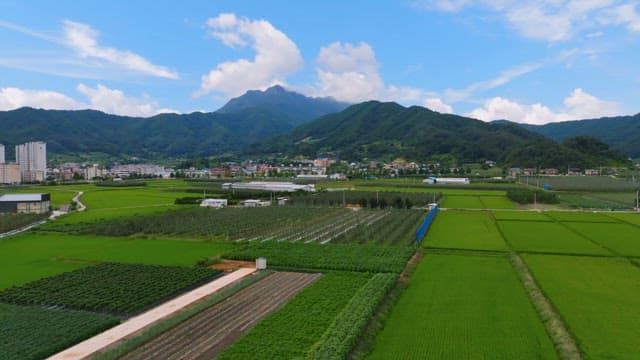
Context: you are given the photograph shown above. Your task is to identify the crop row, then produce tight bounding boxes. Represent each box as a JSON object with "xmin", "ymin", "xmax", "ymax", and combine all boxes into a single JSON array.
[
  {"xmin": 0, "ymin": 302, "xmax": 119, "ymax": 360},
  {"xmin": 288, "ymin": 190, "xmax": 440, "ymax": 208},
  {"xmin": 59, "ymin": 206, "xmax": 335, "ymax": 239},
  {"xmin": 307, "ymin": 273, "xmax": 397, "ymax": 359},
  {"xmin": 0, "ymin": 213, "xmax": 47, "ymax": 233},
  {"xmin": 217, "ymin": 272, "xmax": 372, "ymax": 360},
  {"xmin": 333, "ymin": 209, "xmax": 425, "ymax": 246},
  {"xmin": 224, "ymin": 242, "xmax": 414, "ymax": 273},
  {"xmin": 0, "ymin": 262, "xmax": 220, "ymax": 315}
]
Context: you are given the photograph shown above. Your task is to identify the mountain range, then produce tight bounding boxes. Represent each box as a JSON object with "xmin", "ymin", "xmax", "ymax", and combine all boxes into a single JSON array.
[{"xmin": 0, "ymin": 85, "xmax": 635, "ymax": 167}]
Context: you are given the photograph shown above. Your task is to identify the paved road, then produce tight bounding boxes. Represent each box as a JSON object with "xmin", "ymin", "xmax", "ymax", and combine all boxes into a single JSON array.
[{"xmin": 48, "ymin": 267, "xmax": 257, "ymax": 360}]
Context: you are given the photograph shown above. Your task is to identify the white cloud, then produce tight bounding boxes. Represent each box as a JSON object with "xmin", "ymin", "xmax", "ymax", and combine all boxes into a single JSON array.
[
  {"xmin": 0, "ymin": 87, "xmax": 83, "ymax": 111},
  {"xmin": 468, "ymin": 88, "xmax": 620, "ymax": 124},
  {"xmin": 312, "ymin": 41, "xmax": 425, "ymax": 103},
  {"xmin": 415, "ymin": 0, "xmax": 636, "ymax": 41},
  {"xmin": 197, "ymin": 13, "xmax": 303, "ymax": 98},
  {"xmin": 62, "ymin": 20, "xmax": 179, "ymax": 79},
  {"xmin": 77, "ymin": 84, "xmax": 176, "ymax": 117},
  {"xmin": 424, "ymin": 98, "xmax": 454, "ymax": 113}
]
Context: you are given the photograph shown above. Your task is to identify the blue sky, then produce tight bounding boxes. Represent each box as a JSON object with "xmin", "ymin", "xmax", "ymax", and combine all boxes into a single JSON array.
[{"xmin": 0, "ymin": 0, "xmax": 639, "ymax": 123}]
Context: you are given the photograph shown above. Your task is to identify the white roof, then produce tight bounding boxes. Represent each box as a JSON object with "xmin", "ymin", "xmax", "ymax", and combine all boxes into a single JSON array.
[{"xmin": 0, "ymin": 194, "xmax": 45, "ymax": 202}]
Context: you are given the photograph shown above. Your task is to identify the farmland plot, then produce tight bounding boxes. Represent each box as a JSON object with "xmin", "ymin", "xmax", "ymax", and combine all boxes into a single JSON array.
[
  {"xmin": 498, "ymin": 221, "xmax": 611, "ymax": 255},
  {"xmin": 0, "ymin": 263, "xmax": 221, "ymax": 315},
  {"xmin": 478, "ymin": 196, "xmax": 518, "ymax": 209},
  {"xmin": 545, "ymin": 211, "xmax": 618, "ymax": 223},
  {"xmin": 333, "ymin": 209, "xmax": 425, "ymax": 245},
  {"xmin": 491, "ymin": 210, "xmax": 552, "ymax": 222},
  {"xmin": 368, "ymin": 254, "xmax": 557, "ymax": 359},
  {"xmin": 120, "ymin": 272, "xmax": 321, "ymax": 360},
  {"xmin": 0, "ymin": 303, "xmax": 119, "ymax": 360},
  {"xmin": 524, "ymin": 254, "xmax": 640, "ymax": 359},
  {"xmin": 218, "ymin": 272, "xmax": 372, "ymax": 360},
  {"xmin": 562, "ymin": 222, "xmax": 640, "ymax": 256},
  {"xmin": 608, "ymin": 212, "xmax": 640, "ymax": 226},
  {"xmin": 424, "ymin": 210, "xmax": 507, "ymax": 251},
  {"xmin": 440, "ymin": 195, "xmax": 484, "ymax": 209}
]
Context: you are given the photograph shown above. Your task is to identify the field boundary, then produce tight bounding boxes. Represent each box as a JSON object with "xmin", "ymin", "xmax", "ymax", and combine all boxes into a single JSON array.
[
  {"xmin": 509, "ymin": 254, "xmax": 583, "ymax": 360},
  {"xmin": 48, "ymin": 267, "xmax": 255, "ymax": 360}
]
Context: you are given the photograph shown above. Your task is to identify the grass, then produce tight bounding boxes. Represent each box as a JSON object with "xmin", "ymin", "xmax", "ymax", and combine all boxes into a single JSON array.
[
  {"xmin": 440, "ymin": 195, "xmax": 484, "ymax": 208},
  {"xmin": 0, "ymin": 303, "xmax": 119, "ymax": 360},
  {"xmin": 367, "ymin": 254, "xmax": 557, "ymax": 359},
  {"xmin": 423, "ymin": 210, "xmax": 508, "ymax": 251},
  {"xmin": 478, "ymin": 196, "xmax": 518, "ymax": 209},
  {"xmin": 498, "ymin": 221, "xmax": 611, "ymax": 255},
  {"xmin": 607, "ymin": 212, "xmax": 640, "ymax": 226},
  {"xmin": 524, "ymin": 254, "xmax": 640, "ymax": 359},
  {"xmin": 0, "ymin": 233, "xmax": 235, "ymax": 290},
  {"xmin": 562, "ymin": 222, "xmax": 640, "ymax": 256}
]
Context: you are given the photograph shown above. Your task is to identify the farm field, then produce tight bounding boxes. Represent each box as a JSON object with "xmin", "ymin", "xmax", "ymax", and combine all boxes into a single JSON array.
[
  {"xmin": 288, "ymin": 190, "xmax": 439, "ymax": 208},
  {"xmin": 0, "ymin": 263, "xmax": 221, "ymax": 315},
  {"xmin": 491, "ymin": 210, "xmax": 552, "ymax": 221},
  {"xmin": 558, "ymin": 192, "xmax": 638, "ymax": 210},
  {"xmin": 562, "ymin": 222, "xmax": 640, "ymax": 256},
  {"xmin": 440, "ymin": 195, "xmax": 484, "ymax": 208},
  {"xmin": 607, "ymin": 212, "xmax": 640, "ymax": 225},
  {"xmin": 424, "ymin": 210, "xmax": 507, "ymax": 251},
  {"xmin": 0, "ymin": 213, "xmax": 47, "ymax": 232},
  {"xmin": 367, "ymin": 254, "xmax": 556, "ymax": 359},
  {"xmin": 333, "ymin": 209, "xmax": 424, "ymax": 245},
  {"xmin": 0, "ymin": 303, "xmax": 119, "ymax": 360},
  {"xmin": 119, "ymin": 272, "xmax": 321, "ymax": 360},
  {"xmin": 218, "ymin": 272, "xmax": 374, "ymax": 360},
  {"xmin": 532, "ymin": 175, "xmax": 640, "ymax": 191},
  {"xmin": 224, "ymin": 242, "xmax": 414, "ymax": 273},
  {"xmin": 498, "ymin": 220, "xmax": 611, "ymax": 255},
  {"xmin": 524, "ymin": 254, "xmax": 640, "ymax": 359},
  {"xmin": 545, "ymin": 211, "xmax": 618, "ymax": 223},
  {"xmin": 0, "ymin": 233, "xmax": 235, "ymax": 290},
  {"xmin": 478, "ymin": 195, "xmax": 518, "ymax": 209}
]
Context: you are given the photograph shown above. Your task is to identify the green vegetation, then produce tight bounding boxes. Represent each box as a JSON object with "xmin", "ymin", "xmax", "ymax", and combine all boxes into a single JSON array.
[
  {"xmin": 532, "ymin": 175, "xmax": 640, "ymax": 192},
  {"xmin": 307, "ymin": 273, "xmax": 397, "ymax": 360},
  {"xmin": 289, "ymin": 190, "xmax": 439, "ymax": 208},
  {"xmin": 0, "ymin": 303, "xmax": 119, "ymax": 360},
  {"xmin": 558, "ymin": 192, "xmax": 638, "ymax": 210},
  {"xmin": 563, "ymin": 222, "xmax": 640, "ymax": 256},
  {"xmin": 479, "ymin": 195, "xmax": 518, "ymax": 209},
  {"xmin": 491, "ymin": 210, "xmax": 552, "ymax": 221},
  {"xmin": 218, "ymin": 272, "xmax": 372, "ymax": 360},
  {"xmin": 367, "ymin": 254, "xmax": 557, "ymax": 359},
  {"xmin": 224, "ymin": 242, "xmax": 414, "ymax": 273},
  {"xmin": 498, "ymin": 220, "xmax": 611, "ymax": 255},
  {"xmin": 545, "ymin": 211, "xmax": 618, "ymax": 223},
  {"xmin": 333, "ymin": 209, "xmax": 425, "ymax": 245},
  {"xmin": 525, "ymin": 255, "xmax": 640, "ymax": 359},
  {"xmin": 0, "ymin": 213, "xmax": 47, "ymax": 232},
  {"xmin": 506, "ymin": 189, "xmax": 558, "ymax": 204},
  {"xmin": 66, "ymin": 206, "xmax": 336, "ymax": 239},
  {"xmin": 424, "ymin": 211, "xmax": 508, "ymax": 251},
  {"xmin": 0, "ymin": 233, "xmax": 235, "ymax": 290},
  {"xmin": 609, "ymin": 212, "xmax": 640, "ymax": 225},
  {"xmin": 0, "ymin": 263, "xmax": 221, "ymax": 315},
  {"xmin": 440, "ymin": 195, "xmax": 484, "ymax": 208}
]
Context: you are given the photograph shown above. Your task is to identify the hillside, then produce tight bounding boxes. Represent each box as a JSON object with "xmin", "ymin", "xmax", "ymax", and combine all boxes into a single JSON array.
[
  {"xmin": 0, "ymin": 86, "xmax": 347, "ymax": 161},
  {"xmin": 252, "ymin": 101, "xmax": 629, "ymax": 168},
  {"xmin": 515, "ymin": 114, "xmax": 640, "ymax": 158}
]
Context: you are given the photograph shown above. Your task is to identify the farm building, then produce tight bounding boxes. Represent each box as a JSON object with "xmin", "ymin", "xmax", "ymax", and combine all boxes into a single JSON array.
[
  {"xmin": 0, "ymin": 193, "xmax": 51, "ymax": 214},
  {"xmin": 200, "ymin": 198, "xmax": 227, "ymax": 208},
  {"xmin": 222, "ymin": 181, "xmax": 316, "ymax": 192},
  {"xmin": 241, "ymin": 199, "xmax": 271, "ymax": 207},
  {"xmin": 423, "ymin": 177, "xmax": 470, "ymax": 185}
]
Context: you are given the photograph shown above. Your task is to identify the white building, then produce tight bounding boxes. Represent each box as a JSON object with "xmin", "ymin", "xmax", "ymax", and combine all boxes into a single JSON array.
[
  {"xmin": 84, "ymin": 164, "xmax": 104, "ymax": 180},
  {"xmin": 0, "ymin": 144, "xmax": 5, "ymax": 164},
  {"xmin": 241, "ymin": 199, "xmax": 271, "ymax": 207},
  {"xmin": 423, "ymin": 177, "xmax": 470, "ymax": 185},
  {"xmin": 222, "ymin": 181, "xmax": 316, "ymax": 192},
  {"xmin": 15, "ymin": 141, "xmax": 47, "ymax": 182},
  {"xmin": 200, "ymin": 198, "xmax": 228, "ymax": 208},
  {"xmin": 0, "ymin": 163, "xmax": 21, "ymax": 184}
]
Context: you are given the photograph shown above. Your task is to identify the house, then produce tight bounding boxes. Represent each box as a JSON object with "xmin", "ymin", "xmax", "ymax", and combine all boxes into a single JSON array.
[
  {"xmin": 0, "ymin": 193, "xmax": 51, "ymax": 214},
  {"xmin": 584, "ymin": 169, "xmax": 600, "ymax": 176},
  {"xmin": 200, "ymin": 198, "xmax": 227, "ymax": 208}
]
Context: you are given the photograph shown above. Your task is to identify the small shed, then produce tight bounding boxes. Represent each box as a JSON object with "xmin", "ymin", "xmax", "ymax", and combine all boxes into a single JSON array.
[
  {"xmin": 0, "ymin": 193, "xmax": 51, "ymax": 214},
  {"xmin": 200, "ymin": 198, "xmax": 228, "ymax": 208}
]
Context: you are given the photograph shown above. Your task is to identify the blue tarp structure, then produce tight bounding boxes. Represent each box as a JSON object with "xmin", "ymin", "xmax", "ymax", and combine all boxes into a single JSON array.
[{"xmin": 416, "ymin": 205, "xmax": 439, "ymax": 244}]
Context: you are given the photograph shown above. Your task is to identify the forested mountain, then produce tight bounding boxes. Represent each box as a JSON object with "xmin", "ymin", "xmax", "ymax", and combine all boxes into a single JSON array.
[
  {"xmin": 217, "ymin": 85, "xmax": 349, "ymax": 126},
  {"xmin": 513, "ymin": 114, "xmax": 640, "ymax": 158},
  {"xmin": 252, "ymin": 101, "xmax": 629, "ymax": 168},
  {"xmin": 0, "ymin": 86, "xmax": 347, "ymax": 160}
]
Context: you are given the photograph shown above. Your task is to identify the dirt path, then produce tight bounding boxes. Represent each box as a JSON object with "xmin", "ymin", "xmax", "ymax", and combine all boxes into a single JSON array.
[
  {"xmin": 47, "ymin": 268, "xmax": 256, "ymax": 360},
  {"xmin": 72, "ymin": 191, "xmax": 87, "ymax": 212},
  {"xmin": 119, "ymin": 272, "xmax": 321, "ymax": 360}
]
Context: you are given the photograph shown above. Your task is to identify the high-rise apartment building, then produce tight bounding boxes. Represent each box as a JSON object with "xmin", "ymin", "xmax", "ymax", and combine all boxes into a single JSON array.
[
  {"xmin": 15, "ymin": 141, "xmax": 47, "ymax": 182},
  {"xmin": 0, "ymin": 144, "xmax": 5, "ymax": 164}
]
